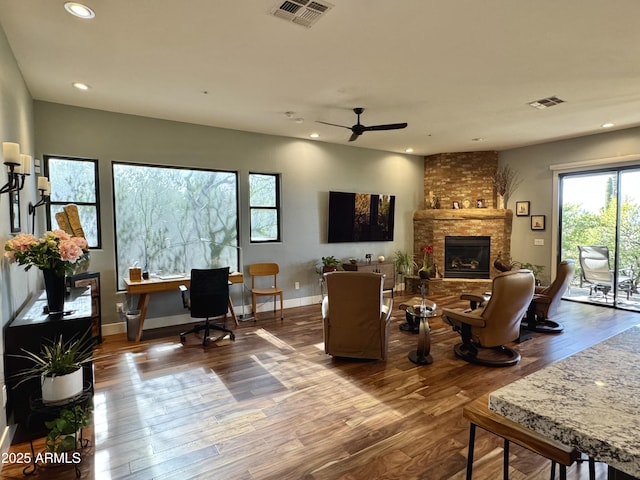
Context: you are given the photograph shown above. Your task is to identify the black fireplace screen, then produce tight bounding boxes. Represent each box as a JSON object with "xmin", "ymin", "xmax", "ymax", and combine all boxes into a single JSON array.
[{"xmin": 444, "ymin": 236, "xmax": 490, "ymax": 279}]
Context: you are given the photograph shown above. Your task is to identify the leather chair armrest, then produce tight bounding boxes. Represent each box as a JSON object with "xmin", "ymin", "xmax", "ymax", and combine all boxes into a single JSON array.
[
  {"xmin": 531, "ymin": 293, "xmax": 551, "ymax": 304},
  {"xmin": 381, "ymin": 297, "xmax": 393, "ymax": 324},
  {"xmin": 442, "ymin": 307, "xmax": 486, "ymax": 328},
  {"xmin": 460, "ymin": 293, "xmax": 489, "ymax": 303},
  {"xmin": 534, "ymin": 285, "xmax": 547, "ymax": 294},
  {"xmin": 321, "ymin": 295, "xmax": 329, "ymax": 320}
]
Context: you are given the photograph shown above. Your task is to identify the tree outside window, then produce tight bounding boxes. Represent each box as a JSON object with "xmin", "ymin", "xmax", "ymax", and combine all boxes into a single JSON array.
[
  {"xmin": 249, "ymin": 173, "xmax": 281, "ymax": 242},
  {"xmin": 113, "ymin": 163, "xmax": 238, "ymax": 290}
]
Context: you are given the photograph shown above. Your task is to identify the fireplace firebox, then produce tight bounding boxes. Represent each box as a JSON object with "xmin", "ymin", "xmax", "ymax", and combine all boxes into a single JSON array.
[{"xmin": 444, "ymin": 236, "xmax": 490, "ymax": 279}]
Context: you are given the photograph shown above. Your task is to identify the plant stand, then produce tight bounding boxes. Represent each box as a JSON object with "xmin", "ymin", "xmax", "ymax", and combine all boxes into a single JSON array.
[{"xmin": 24, "ymin": 383, "xmax": 92, "ymax": 478}]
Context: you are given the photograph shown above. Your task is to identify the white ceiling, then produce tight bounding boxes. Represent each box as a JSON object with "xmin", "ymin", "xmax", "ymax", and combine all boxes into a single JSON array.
[{"xmin": 2, "ymin": 0, "xmax": 640, "ymax": 155}]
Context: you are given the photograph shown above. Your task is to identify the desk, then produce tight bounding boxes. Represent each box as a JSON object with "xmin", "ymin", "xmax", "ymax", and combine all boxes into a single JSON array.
[
  {"xmin": 489, "ymin": 326, "xmax": 640, "ymax": 479},
  {"xmin": 124, "ymin": 272, "xmax": 244, "ymax": 342}
]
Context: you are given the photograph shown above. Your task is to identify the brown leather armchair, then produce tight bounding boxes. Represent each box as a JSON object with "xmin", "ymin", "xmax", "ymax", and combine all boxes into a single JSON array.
[
  {"xmin": 442, "ymin": 269, "xmax": 535, "ymax": 367},
  {"xmin": 322, "ymin": 271, "xmax": 392, "ymax": 360},
  {"xmin": 522, "ymin": 259, "xmax": 575, "ymax": 333}
]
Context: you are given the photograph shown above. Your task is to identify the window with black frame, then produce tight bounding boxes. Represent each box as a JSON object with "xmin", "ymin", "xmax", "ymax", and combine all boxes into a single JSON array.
[
  {"xmin": 249, "ymin": 172, "xmax": 281, "ymax": 243},
  {"xmin": 112, "ymin": 162, "xmax": 239, "ymax": 290},
  {"xmin": 45, "ymin": 155, "xmax": 101, "ymax": 248}
]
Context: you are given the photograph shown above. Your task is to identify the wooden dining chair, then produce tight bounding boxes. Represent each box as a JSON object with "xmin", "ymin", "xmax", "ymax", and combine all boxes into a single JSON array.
[{"xmin": 249, "ymin": 263, "xmax": 284, "ymax": 321}]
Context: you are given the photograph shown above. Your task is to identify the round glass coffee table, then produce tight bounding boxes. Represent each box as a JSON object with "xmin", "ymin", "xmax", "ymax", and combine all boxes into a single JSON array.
[{"xmin": 404, "ymin": 303, "xmax": 438, "ymax": 365}]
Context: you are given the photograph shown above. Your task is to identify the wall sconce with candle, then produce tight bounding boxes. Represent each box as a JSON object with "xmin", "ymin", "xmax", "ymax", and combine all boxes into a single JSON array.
[
  {"xmin": 0, "ymin": 142, "xmax": 31, "ymax": 196},
  {"xmin": 29, "ymin": 176, "xmax": 51, "ymax": 234}
]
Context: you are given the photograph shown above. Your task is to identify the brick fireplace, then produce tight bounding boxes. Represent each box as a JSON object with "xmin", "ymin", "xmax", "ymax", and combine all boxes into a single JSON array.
[{"xmin": 413, "ymin": 151, "xmax": 513, "ymax": 295}]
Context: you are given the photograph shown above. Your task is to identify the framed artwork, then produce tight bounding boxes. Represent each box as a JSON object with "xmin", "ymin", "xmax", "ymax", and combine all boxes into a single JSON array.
[
  {"xmin": 531, "ymin": 215, "xmax": 545, "ymax": 230},
  {"xmin": 516, "ymin": 201, "xmax": 530, "ymax": 216},
  {"xmin": 452, "ymin": 201, "xmax": 460, "ymax": 209},
  {"xmin": 9, "ymin": 190, "xmax": 20, "ymax": 233},
  {"xmin": 476, "ymin": 199, "xmax": 485, "ymax": 208}
]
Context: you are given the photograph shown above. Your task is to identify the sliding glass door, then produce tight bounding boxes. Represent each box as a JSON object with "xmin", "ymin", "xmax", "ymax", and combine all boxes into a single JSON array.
[{"xmin": 559, "ymin": 168, "xmax": 640, "ymax": 310}]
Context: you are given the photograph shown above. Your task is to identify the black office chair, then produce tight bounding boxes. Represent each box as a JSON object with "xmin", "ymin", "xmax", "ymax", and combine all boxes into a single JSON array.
[{"xmin": 179, "ymin": 267, "xmax": 235, "ymax": 346}]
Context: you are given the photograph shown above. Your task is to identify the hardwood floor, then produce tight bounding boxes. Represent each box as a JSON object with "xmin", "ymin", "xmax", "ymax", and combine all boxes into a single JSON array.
[{"xmin": 3, "ymin": 293, "xmax": 638, "ymax": 479}]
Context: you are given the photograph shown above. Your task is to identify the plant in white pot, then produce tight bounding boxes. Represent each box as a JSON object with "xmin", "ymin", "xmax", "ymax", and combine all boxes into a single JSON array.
[{"xmin": 13, "ymin": 332, "xmax": 93, "ymax": 405}]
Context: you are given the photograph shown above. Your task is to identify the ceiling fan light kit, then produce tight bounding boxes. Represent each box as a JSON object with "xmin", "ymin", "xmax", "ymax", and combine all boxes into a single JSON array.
[{"xmin": 317, "ymin": 107, "xmax": 408, "ymax": 142}]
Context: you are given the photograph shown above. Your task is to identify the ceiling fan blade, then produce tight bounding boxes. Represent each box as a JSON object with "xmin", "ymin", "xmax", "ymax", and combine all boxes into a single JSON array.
[
  {"xmin": 348, "ymin": 132, "xmax": 360, "ymax": 142},
  {"xmin": 362, "ymin": 122, "xmax": 408, "ymax": 132},
  {"xmin": 316, "ymin": 120, "xmax": 351, "ymax": 130}
]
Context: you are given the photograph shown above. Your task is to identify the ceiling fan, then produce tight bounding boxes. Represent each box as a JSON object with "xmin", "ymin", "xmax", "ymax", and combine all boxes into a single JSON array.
[{"xmin": 317, "ymin": 107, "xmax": 408, "ymax": 142}]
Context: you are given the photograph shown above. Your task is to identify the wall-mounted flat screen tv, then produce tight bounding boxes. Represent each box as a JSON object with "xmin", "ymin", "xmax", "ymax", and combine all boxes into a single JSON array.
[{"xmin": 328, "ymin": 191, "xmax": 395, "ymax": 243}]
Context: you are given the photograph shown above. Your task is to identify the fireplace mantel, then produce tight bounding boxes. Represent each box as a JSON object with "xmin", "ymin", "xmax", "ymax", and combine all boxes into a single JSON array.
[{"xmin": 413, "ymin": 208, "xmax": 512, "ymax": 222}]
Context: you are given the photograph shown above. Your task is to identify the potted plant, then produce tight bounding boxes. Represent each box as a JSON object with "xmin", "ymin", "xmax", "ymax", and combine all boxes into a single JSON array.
[
  {"xmin": 13, "ymin": 331, "xmax": 93, "ymax": 405},
  {"xmin": 516, "ymin": 261, "xmax": 545, "ymax": 285},
  {"xmin": 45, "ymin": 404, "xmax": 93, "ymax": 453},
  {"xmin": 321, "ymin": 256, "xmax": 341, "ymax": 273},
  {"xmin": 393, "ymin": 250, "xmax": 416, "ymax": 277}
]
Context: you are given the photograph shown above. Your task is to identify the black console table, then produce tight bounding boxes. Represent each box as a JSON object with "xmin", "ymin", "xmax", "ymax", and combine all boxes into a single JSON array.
[{"xmin": 3, "ymin": 287, "xmax": 95, "ymax": 443}]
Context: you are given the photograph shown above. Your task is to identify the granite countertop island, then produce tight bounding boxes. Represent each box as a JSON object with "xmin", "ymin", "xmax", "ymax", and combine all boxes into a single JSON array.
[{"xmin": 489, "ymin": 325, "xmax": 640, "ymax": 478}]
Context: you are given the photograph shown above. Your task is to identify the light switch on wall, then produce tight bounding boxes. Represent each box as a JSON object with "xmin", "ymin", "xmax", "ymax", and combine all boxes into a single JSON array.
[{"xmin": 534, "ymin": 238, "xmax": 544, "ymax": 246}]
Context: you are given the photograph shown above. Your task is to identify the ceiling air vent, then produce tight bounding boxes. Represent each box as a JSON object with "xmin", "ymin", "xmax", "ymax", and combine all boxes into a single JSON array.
[
  {"xmin": 527, "ymin": 96, "xmax": 566, "ymax": 110},
  {"xmin": 270, "ymin": 0, "xmax": 333, "ymax": 28}
]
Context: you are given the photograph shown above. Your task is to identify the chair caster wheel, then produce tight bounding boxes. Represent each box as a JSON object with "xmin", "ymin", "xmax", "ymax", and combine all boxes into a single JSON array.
[
  {"xmin": 203, "ymin": 337, "xmax": 210, "ymax": 346},
  {"xmin": 230, "ymin": 333, "xmax": 236, "ymax": 341},
  {"xmin": 180, "ymin": 335, "xmax": 186, "ymax": 344}
]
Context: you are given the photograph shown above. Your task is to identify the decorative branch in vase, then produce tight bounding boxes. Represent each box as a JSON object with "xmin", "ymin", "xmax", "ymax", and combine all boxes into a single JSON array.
[{"xmin": 492, "ymin": 165, "xmax": 522, "ymax": 209}]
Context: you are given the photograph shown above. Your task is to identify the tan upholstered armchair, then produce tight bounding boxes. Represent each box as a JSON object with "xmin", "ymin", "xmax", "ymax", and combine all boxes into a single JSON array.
[
  {"xmin": 322, "ymin": 271, "xmax": 393, "ymax": 360},
  {"xmin": 442, "ymin": 269, "xmax": 535, "ymax": 367},
  {"xmin": 522, "ymin": 259, "xmax": 575, "ymax": 333}
]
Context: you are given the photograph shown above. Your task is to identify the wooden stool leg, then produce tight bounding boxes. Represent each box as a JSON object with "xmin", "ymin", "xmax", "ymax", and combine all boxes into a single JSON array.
[{"xmin": 466, "ymin": 423, "xmax": 476, "ymax": 480}]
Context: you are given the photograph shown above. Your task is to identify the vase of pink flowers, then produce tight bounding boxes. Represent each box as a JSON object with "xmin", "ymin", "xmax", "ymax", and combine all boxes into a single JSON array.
[{"xmin": 5, "ymin": 230, "xmax": 89, "ymax": 314}]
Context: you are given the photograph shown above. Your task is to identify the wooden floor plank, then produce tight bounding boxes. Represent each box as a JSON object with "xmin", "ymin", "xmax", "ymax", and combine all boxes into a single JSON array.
[{"xmin": 3, "ymin": 293, "xmax": 638, "ymax": 479}]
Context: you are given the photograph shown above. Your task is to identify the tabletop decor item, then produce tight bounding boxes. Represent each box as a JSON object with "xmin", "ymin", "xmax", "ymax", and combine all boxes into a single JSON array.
[
  {"xmin": 320, "ymin": 255, "xmax": 341, "ymax": 273},
  {"xmin": 4, "ymin": 230, "xmax": 88, "ymax": 313}
]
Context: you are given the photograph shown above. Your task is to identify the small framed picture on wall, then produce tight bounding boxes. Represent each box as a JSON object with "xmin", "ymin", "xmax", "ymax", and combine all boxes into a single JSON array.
[
  {"xmin": 452, "ymin": 201, "xmax": 460, "ymax": 209},
  {"xmin": 531, "ymin": 215, "xmax": 545, "ymax": 230},
  {"xmin": 516, "ymin": 201, "xmax": 530, "ymax": 216}
]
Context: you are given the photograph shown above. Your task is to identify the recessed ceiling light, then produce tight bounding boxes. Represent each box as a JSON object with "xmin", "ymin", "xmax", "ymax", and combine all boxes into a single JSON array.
[
  {"xmin": 309, "ymin": 133, "xmax": 319, "ymax": 139},
  {"xmin": 601, "ymin": 122, "xmax": 615, "ymax": 129},
  {"xmin": 405, "ymin": 148, "xmax": 414, "ymax": 153},
  {"xmin": 64, "ymin": 2, "xmax": 95, "ymax": 19},
  {"xmin": 72, "ymin": 82, "xmax": 91, "ymax": 91}
]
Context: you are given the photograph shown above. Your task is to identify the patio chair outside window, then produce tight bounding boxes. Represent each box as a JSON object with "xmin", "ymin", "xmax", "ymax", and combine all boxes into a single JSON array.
[{"xmin": 578, "ymin": 246, "xmax": 634, "ymax": 300}]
